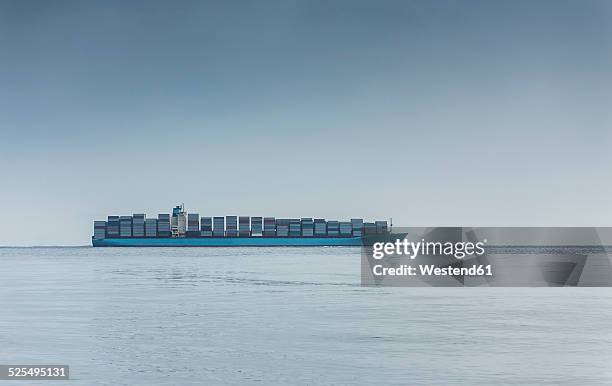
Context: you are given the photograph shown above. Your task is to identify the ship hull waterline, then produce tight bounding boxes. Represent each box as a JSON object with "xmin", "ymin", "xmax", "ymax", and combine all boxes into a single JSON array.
[{"xmin": 92, "ymin": 237, "xmax": 363, "ymax": 247}]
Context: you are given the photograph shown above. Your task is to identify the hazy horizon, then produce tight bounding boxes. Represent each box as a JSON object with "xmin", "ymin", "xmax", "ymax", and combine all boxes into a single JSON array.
[{"xmin": 2, "ymin": 0, "xmax": 612, "ymax": 246}]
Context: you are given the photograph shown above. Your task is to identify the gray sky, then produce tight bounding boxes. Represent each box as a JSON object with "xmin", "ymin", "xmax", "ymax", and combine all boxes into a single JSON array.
[{"xmin": 1, "ymin": 0, "xmax": 611, "ymax": 245}]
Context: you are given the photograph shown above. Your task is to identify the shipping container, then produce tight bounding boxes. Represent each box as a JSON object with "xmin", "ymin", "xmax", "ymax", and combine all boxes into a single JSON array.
[
  {"xmin": 145, "ymin": 218, "xmax": 157, "ymax": 237},
  {"xmin": 132, "ymin": 214, "xmax": 145, "ymax": 237},
  {"xmin": 239, "ymin": 216, "xmax": 250, "ymax": 237},
  {"xmin": 119, "ymin": 215, "xmax": 133, "ymax": 237},
  {"xmin": 187, "ymin": 213, "xmax": 200, "ymax": 237},
  {"xmin": 363, "ymin": 222, "xmax": 377, "ymax": 235},
  {"xmin": 339, "ymin": 221, "xmax": 352, "ymax": 237},
  {"xmin": 200, "ymin": 217, "xmax": 213, "ymax": 237},
  {"xmin": 226, "ymin": 216, "xmax": 238, "ymax": 237},
  {"xmin": 93, "ymin": 221, "xmax": 106, "ymax": 239},
  {"xmin": 288, "ymin": 219, "xmax": 301, "ymax": 237},
  {"xmin": 327, "ymin": 221, "xmax": 339, "ymax": 237},
  {"xmin": 251, "ymin": 217, "xmax": 263, "ymax": 237},
  {"xmin": 263, "ymin": 217, "xmax": 276, "ymax": 237},
  {"xmin": 106, "ymin": 215, "xmax": 120, "ymax": 237},
  {"xmin": 314, "ymin": 219, "xmax": 327, "ymax": 236},
  {"xmin": 351, "ymin": 219, "xmax": 364, "ymax": 237},
  {"xmin": 157, "ymin": 214, "xmax": 171, "ymax": 237},
  {"xmin": 213, "ymin": 217, "xmax": 225, "ymax": 237},
  {"xmin": 301, "ymin": 218, "xmax": 314, "ymax": 237},
  {"xmin": 275, "ymin": 219, "xmax": 290, "ymax": 237},
  {"xmin": 375, "ymin": 221, "xmax": 388, "ymax": 234}
]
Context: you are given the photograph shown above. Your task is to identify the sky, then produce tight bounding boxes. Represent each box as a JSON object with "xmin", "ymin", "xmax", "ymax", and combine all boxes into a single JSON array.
[{"xmin": 1, "ymin": 0, "xmax": 611, "ymax": 245}]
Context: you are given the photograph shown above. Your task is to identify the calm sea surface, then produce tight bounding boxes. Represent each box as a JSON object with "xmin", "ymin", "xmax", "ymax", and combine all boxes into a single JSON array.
[{"xmin": 1, "ymin": 247, "xmax": 612, "ymax": 385}]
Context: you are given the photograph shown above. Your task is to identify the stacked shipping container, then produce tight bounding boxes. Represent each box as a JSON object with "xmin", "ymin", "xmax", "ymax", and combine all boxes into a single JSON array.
[
  {"xmin": 93, "ymin": 221, "xmax": 106, "ymax": 239},
  {"xmin": 263, "ymin": 217, "xmax": 276, "ymax": 237},
  {"xmin": 275, "ymin": 219, "xmax": 290, "ymax": 237},
  {"xmin": 187, "ymin": 213, "xmax": 200, "ymax": 237},
  {"xmin": 145, "ymin": 218, "xmax": 157, "ymax": 237},
  {"xmin": 213, "ymin": 217, "xmax": 225, "ymax": 237},
  {"xmin": 351, "ymin": 219, "xmax": 364, "ymax": 237},
  {"xmin": 132, "ymin": 214, "xmax": 145, "ymax": 237},
  {"xmin": 251, "ymin": 217, "xmax": 263, "ymax": 236},
  {"xmin": 158, "ymin": 214, "xmax": 171, "ymax": 237},
  {"xmin": 288, "ymin": 219, "xmax": 301, "ymax": 237},
  {"xmin": 339, "ymin": 221, "xmax": 352, "ymax": 237},
  {"xmin": 301, "ymin": 218, "xmax": 314, "ymax": 237},
  {"xmin": 95, "ymin": 208, "xmax": 389, "ymax": 240},
  {"xmin": 239, "ymin": 217, "xmax": 250, "ymax": 237},
  {"xmin": 326, "ymin": 221, "xmax": 339, "ymax": 236},
  {"xmin": 314, "ymin": 219, "xmax": 326, "ymax": 236},
  {"xmin": 200, "ymin": 217, "xmax": 213, "ymax": 237},
  {"xmin": 106, "ymin": 216, "xmax": 120, "ymax": 237},
  {"xmin": 226, "ymin": 216, "xmax": 238, "ymax": 237},
  {"xmin": 363, "ymin": 222, "xmax": 377, "ymax": 234},
  {"xmin": 375, "ymin": 221, "xmax": 388, "ymax": 234},
  {"xmin": 119, "ymin": 216, "xmax": 132, "ymax": 237}
]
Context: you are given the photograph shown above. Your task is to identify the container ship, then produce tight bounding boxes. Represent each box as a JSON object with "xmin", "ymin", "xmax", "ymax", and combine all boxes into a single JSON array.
[{"xmin": 92, "ymin": 205, "xmax": 390, "ymax": 247}]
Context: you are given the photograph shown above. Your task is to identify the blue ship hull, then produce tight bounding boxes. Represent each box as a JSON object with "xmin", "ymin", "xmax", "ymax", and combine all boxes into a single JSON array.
[{"xmin": 92, "ymin": 237, "xmax": 362, "ymax": 247}]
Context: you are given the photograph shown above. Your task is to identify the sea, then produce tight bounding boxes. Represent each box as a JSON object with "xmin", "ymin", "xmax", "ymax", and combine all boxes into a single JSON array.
[{"xmin": 1, "ymin": 246, "xmax": 612, "ymax": 385}]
